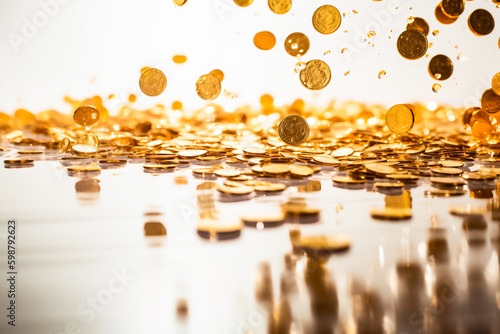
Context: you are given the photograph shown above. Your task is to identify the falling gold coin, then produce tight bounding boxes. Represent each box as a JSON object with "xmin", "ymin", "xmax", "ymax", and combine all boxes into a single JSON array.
[
  {"xmin": 209, "ymin": 69, "xmax": 224, "ymax": 82},
  {"xmin": 233, "ymin": 0, "xmax": 253, "ymax": 7},
  {"xmin": 468, "ymin": 9, "xmax": 495, "ymax": 36},
  {"xmin": 172, "ymin": 55, "xmax": 187, "ymax": 64},
  {"xmin": 196, "ymin": 74, "xmax": 221, "ymax": 100},
  {"xmin": 172, "ymin": 0, "xmax": 187, "ymax": 5},
  {"xmin": 312, "ymin": 5, "xmax": 341, "ymax": 35},
  {"xmin": 299, "ymin": 59, "xmax": 331, "ymax": 90},
  {"xmin": 284, "ymin": 32, "xmax": 310, "ymax": 57},
  {"xmin": 139, "ymin": 68, "xmax": 167, "ymax": 97},
  {"xmin": 432, "ymin": 83, "xmax": 442, "ymax": 93},
  {"xmin": 397, "ymin": 30, "xmax": 428, "ymax": 60},
  {"xmin": 406, "ymin": 17, "xmax": 429, "ymax": 36},
  {"xmin": 73, "ymin": 105, "xmax": 99, "ymax": 127},
  {"xmin": 253, "ymin": 31, "xmax": 276, "ymax": 51},
  {"xmin": 435, "ymin": 3, "xmax": 458, "ymax": 25},
  {"xmin": 428, "ymin": 54, "xmax": 453, "ymax": 81},
  {"xmin": 278, "ymin": 115, "xmax": 310, "ymax": 145},
  {"xmin": 492, "ymin": 73, "xmax": 500, "ymax": 96},
  {"xmin": 268, "ymin": 0, "xmax": 291, "ymax": 15},
  {"xmin": 441, "ymin": 0, "xmax": 465, "ymax": 18},
  {"xmin": 481, "ymin": 89, "xmax": 500, "ymax": 114},
  {"xmin": 386, "ymin": 104, "xmax": 415, "ymax": 134}
]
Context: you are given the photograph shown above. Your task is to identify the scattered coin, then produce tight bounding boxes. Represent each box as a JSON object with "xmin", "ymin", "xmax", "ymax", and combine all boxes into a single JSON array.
[
  {"xmin": 73, "ymin": 105, "xmax": 100, "ymax": 127},
  {"xmin": 386, "ymin": 104, "xmax": 415, "ymax": 134},
  {"xmin": 365, "ymin": 163, "xmax": 397, "ymax": 175},
  {"xmin": 441, "ymin": 0, "xmax": 465, "ymax": 18},
  {"xmin": 428, "ymin": 54, "xmax": 453, "ymax": 81},
  {"xmin": 312, "ymin": 5, "xmax": 341, "ymax": 35},
  {"xmin": 278, "ymin": 115, "xmax": 310, "ymax": 145},
  {"xmin": 290, "ymin": 165, "xmax": 314, "ymax": 177},
  {"xmin": 139, "ymin": 68, "xmax": 167, "ymax": 96},
  {"xmin": 468, "ymin": 9, "xmax": 495, "ymax": 36},
  {"xmin": 299, "ymin": 59, "xmax": 331, "ymax": 90},
  {"xmin": 397, "ymin": 30, "xmax": 428, "ymax": 60}
]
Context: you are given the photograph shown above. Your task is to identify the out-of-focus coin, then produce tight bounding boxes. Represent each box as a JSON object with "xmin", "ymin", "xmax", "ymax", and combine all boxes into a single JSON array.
[
  {"xmin": 233, "ymin": 0, "xmax": 253, "ymax": 7},
  {"xmin": 209, "ymin": 69, "xmax": 224, "ymax": 82},
  {"xmin": 387, "ymin": 174, "xmax": 420, "ymax": 182},
  {"xmin": 72, "ymin": 144, "xmax": 98, "ymax": 154},
  {"xmin": 298, "ymin": 235, "xmax": 350, "ymax": 253},
  {"xmin": 397, "ymin": 30, "xmax": 428, "ymax": 60},
  {"xmin": 365, "ymin": 163, "xmax": 397, "ymax": 175},
  {"xmin": 441, "ymin": 0, "xmax": 465, "ymax": 17},
  {"xmin": 284, "ymin": 32, "xmax": 310, "ymax": 57},
  {"xmin": 371, "ymin": 208, "xmax": 412, "ymax": 220},
  {"xmin": 139, "ymin": 68, "xmax": 167, "ymax": 97},
  {"xmin": 4, "ymin": 158, "xmax": 34, "ymax": 164},
  {"xmin": 430, "ymin": 177, "xmax": 465, "ymax": 186},
  {"xmin": 67, "ymin": 165, "xmax": 101, "ymax": 172},
  {"xmin": 386, "ymin": 104, "xmax": 415, "ymax": 134},
  {"xmin": 374, "ymin": 182, "xmax": 404, "ymax": 189},
  {"xmin": 253, "ymin": 31, "xmax": 276, "ymax": 50},
  {"xmin": 214, "ymin": 169, "xmax": 241, "ymax": 178},
  {"xmin": 262, "ymin": 163, "xmax": 291, "ymax": 175},
  {"xmin": 481, "ymin": 89, "xmax": 500, "ymax": 114},
  {"xmin": 178, "ymin": 149, "xmax": 207, "ymax": 158},
  {"xmin": 449, "ymin": 206, "xmax": 486, "ymax": 218},
  {"xmin": 425, "ymin": 189, "xmax": 466, "ymax": 197},
  {"xmin": 268, "ymin": 0, "xmax": 291, "ymax": 15},
  {"xmin": 299, "ymin": 59, "xmax": 331, "ymax": 90},
  {"xmin": 172, "ymin": 55, "xmax": 187, "ymax": 64},
  {"xmin": 430, "ymin": 167, "xmax": 463, "ymax": 176},
  {"xmin": 290, "ymin": 165, "xmax": 314, "ymax": 177},
  {"xmin": 440, "ymin": 160, "xmax": 463, "ymax": 168},
  {"xmin": 278, "ymin": 115, "xmax": 310, "ymax": 145},
  {"xmin": 492, "ymin": 73, "xmax": 500, "ymax": 96},
  {"xmin": 196, "ymin": 74, "xmax": 221, "ymax": 100},
  {"xmin": 332, "ymin": 176, "xmax": 366, "ymax": 184},
  {"xmin": 462, "ymin": 172, "xmax": 497, "ymax": 181},
  {"xmin": 254, "ymin": 183, "xmax": 286, "ymax": 192},
  {"xmin": 173, "ymin": 0, "xmax": 187, "ymax": 6},
  {"xmin": 435, "ymin": 3, "xmax": 458, "ymax": 25},
  {"xmin": 17, "ymin": 150, "xmax": 43, "ymax": 155},
  {"xmin": 312, "ymin": 5, "xmax": 341, "ymax": 35},
  {"xmin": 144, "ymin": 221, "xmax": 167, "ymax": 236},
  {"xmin": 331, "ymin": 147, "xmax": 354, "ymax": 157},
  {"xmin": 313, "ymin": 155, "xmax": 340, "ymax": 165},
  {"xmin": 468, "ymin": 9, "xmax": 495, "ymax": 36},
  {"xmin": 428, "ymin": 54, "xmax": 453, "ymax": 81},
  {"xmin": 73, "ymin": 105, "xmax": 100, "ymax": 127},
  {"xmin": 216, "ymin": 184, "xmax": 254, "ymax": 195},
  {"xmin": 406, "ymin": 17, "xmax": 429, "ymax": 36}
]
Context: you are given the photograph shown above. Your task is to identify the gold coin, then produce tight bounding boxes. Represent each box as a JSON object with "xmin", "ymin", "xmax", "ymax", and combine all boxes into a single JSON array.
[
  {"xmin": 282, "ymin": 203, "xmax": 320, "ymax": 215},
  {"xmin": 284, "ymin": 32, "xmax": 310, "ymax": 57},
  {"xmin": 462, "ymin": 172, "xmax": 497, "ymax": 181},
  {"xmin": 254, "ymin": 183, "xmax": 286, "ymax": 192},
  {"xmin": 312, "ymin": 5, "xmax": 341, "ymax": 35},
  {"xmin": 172, "ymin": 55, "xmax": 187, "ymax": 64},
  {"xmin": 298, "ymin": 235, "xmax": 350, "ymax": 252},
  {"xmin": 299, "ymin": 59, "xmax": 331, "ymax": 90},
  {"xmin": 278, "ymin": 115, "xmax": 310, "ymax": 145},
  {"xmin": 290, "ymin": 165, "xmax": 314, "ymax": 177},
  {"xmin": 233, "ymin": 0, "xmax": 253, "ymax": 7},
  {"xmin": 72, "ymin": 144, "xmax": 98, "ymax": 154},
  {"xmin": 196, "ymin": 74, "xmax": 221, "ymax": 100},
  {"xmin": 441, "ymin": 0, "xmax": 465, "ymax": 17},
  {"xmin": 139, "ymin": 68, "xmax": 167, "ymax": 97},
  {"xmin": 331, "ymin": 147, "xmax": 354, "ymax": 157},
  {"xmin": 144, "ymin": 222, "xmax": 167, "ymax": 236},
  {"xmin": 365, "ymin": 163, "xmax": 397, "ymax": 175},
  {"xmin": 67, "ymin": 165, "xmax": 101, "ymax": 172},
  {"xmin": 214, "ymin": 169, "xmax": 241, "ymax": 178},
  {"xmin": 143, "ymin": 164, "xmax": 176, "ymax": 170},
  {"xmin": 428, "ymin": 54, "xmax": 453, "ymax": 81},
  {"xmin": 253, "ymin": 31, "xmax": 276, "ymax": 51},
  {"xmin": 332, "ymin": 176, "xmax": 366, "ymax": 184},
  {"xmin": 386, "ymin": 174, "xmax": 420, "ymax": 182},
  {"xmin": 209, "ymin": 69, "xmax": 224, "ymax": 82},
  {"xmin": 397, "ymin": 30, "xmax": 428, "ymax": 60},
  {"xmin": 386, "ymin": 104, "xmax": 415, "ymax": 134},
  {"xmin": 216, "ymin": 184, "xmax": 254, "ymax": 195},
  {"xmin": 371, "ymin": 208, "xmax": 412, "ymax": 220},
  {"xmin": 468, "ymin": 9, "xmax": 495, "ymax": 36},
  {"xmin": 374, "ymin": 182, "xmax": 404, "ymax": 189},
  {"xmin": 430, "ymin": 167, "xmax": 463, "ymax": 175},
  {"xmin": 313, "ymin": 155, "xmax": 340, "ymax": 165},
  {"xmin": 481, "ymin": 89, "xmax": 500, "ymax": 114},
  {"xmin": 268, "ymin": 0, "xmax": 291, "ymax": 15},
  {"xmin": 172, "ymin": 0, "xmax": 187, "ymax": 6},
  {"xmin": 440, "ymin": 160, "xmax": 463, "ymax": 168},
  {"xmin": 425, "ymin": 189, "xmax": 466, "ymax": 197},
  {"xmin": 17, "ymin": 150, "xmax": 43, "ymax": 155},
  {"xmin": 73, "ymin": 105, "xmax": 100, "ymax": 127},
  {"xmin": 435, "ymin": 3, "xmax": 458, "ymax": 25},
  {"xmin": 178, "ymin": 149, "xmax": 207, "ymax": 158},
  {"xmin": 406, "ymin": 17, "xmax": 429, "ymax": 36},
  {"xmin": 492, "ymin": 73, "xmax": 500, "ymax": 96},
  {"xmin": 262, "ymin": 163, "xmax": 291, "ymax": 174}
]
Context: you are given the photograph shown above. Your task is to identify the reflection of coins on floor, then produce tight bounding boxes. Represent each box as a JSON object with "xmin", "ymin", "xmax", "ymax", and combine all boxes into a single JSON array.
[
  {"xmin": 386, "ymin": 104, "xmax": 415, "ymax": 134},
  {"xmin": 468, "ymin": 9, "xmax": 495, "ymax": 36},
  {"xmin": 139, "ymin": 68, "xmax": 167, "ymax": 96},
  {"xmin": 299, "ymin": 59, "xmax": 331, "ymax": 90},
  {"xmin": 196, "ymin": 74, "xmax": 221, "ymax": 100},
  {"xmin": 397, "ymin": 29, "xmax": 428, "ymax": 60},
  {"xmin": 278, "ymin": 115, "xmax": 310, "ymax": 145},
  {"xmin": 428, "ymin": 54, "xmax": 453, "ymax": 81},
  {"xmin": 312, "ymin": 5, "xmax": 341, "ymax": 34}
]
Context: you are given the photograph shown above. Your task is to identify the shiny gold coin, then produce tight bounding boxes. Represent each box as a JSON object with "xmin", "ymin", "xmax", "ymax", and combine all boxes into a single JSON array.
[
  {"xmin": 371, "ymin": 208, "xmax": 412, "ymax": 220},
  {"xmin": 406, "ymin": 17, "xmax": 429, "ymax": 36},
  {"xmin": 17, "ymin": 150, "xmax": 43, "ymax": 155},
  {"xmin": 386, "ymin": 174, "xmax": 420, "ymax": 182},
  {"xmin": 430, "ymin": 177, "xmax": 465, "ymax": 186},
  {"xmin": 284, "ymin": 32, "xmax": 310, "ymax": 57},
  {"xmin": 209, "ymin": 69, "xmax": 224, "ymax": 82},
  {"xmin": 144, "ymin": 221, "xmax": 167, "ymax": 236},
  {"xmin": 299, "ymin": 59, "xmax": 331, "ymax": 90},
  {"xmin": 73, "ymin": 105, "xmax": 100, "ymax": 127},
  {"xmin": 435, "ymin": 3, "xmax": 458, "ymax": 25},
  {"xmin": 71, "ymin": 144, "xmax": 98, "ymax": 154},
  {"xmin": 233, "ymin": 0, "xmax": 253, "ymax": 7},
  {"xmin": 441, "ymin": 0, "xmax": 465, "ymax": 17},
  {"xmin": 492, "ymin": 73, "xmax": 500, "ymax": 96},
  {"xmin": 468, "ymin": 9, "xmax": 495, "ymax": 36},
  {"xmin": 481, "ymin": 89, "xmax": 500, "ymax": 114},
  {"xmin": 214, "ymin": 169, "xmax": 241, "ymax": 178},
  {"xmin": 254, "ymin": 183, "xmax": 286, "ymax": 192},
  {"xmin": 195, "ymin": 74, "xmax": 221, "ymax": 100},
  {"xmin": 440, "ymin": 160, "xmax": 463, "ymax": 168},
  {"xmin": 290, "ymin": 165, "xmax": 314, "ymax": 177},
  {"xmin": 374, "ymin": 182, "xmax": 404, "ymax": 189},
  {"xmin": 268, "ymin": 0, "xmax": 291, "ymax": 15},
  {"xmin": 332, "ymin": 176, "xmax": 366, "ymax": 184},
  {"xmin": 462, "ymin": 172, "xmax": 497, "ymax": 181},
  {"xmin": 178, "ymin": 149, "xmax": 207, "ymax": 158},
  {"xmin": 365, "ymin": 163, "xmax": 397, "ymax": 175},
  {"xmin": 313, "ymin": 155, "xmax": 340, "ymax": 165},
  {"xmin": 386, "ymin": 104, "xmax": 415, "ymax": 134},
  {"xmin": 139, "ymin": 68, "xmax": 167, "ymax": 97},
  {"xmin": 428, "ymin": 54, "xmax": 453, "ymax": 81},
  {"xmin": 253, "ymin": 31, "xmax": 276, "ymax": 51},
  {"xmin": 312, "ymin": 5, "xmax": 341, "ymax": 35},
  {"xmin": 172, "ymin": 55, "xmax": 187, "ymax": 64},
  {"xmin": 57, "ymin": 138, "xmax": 70, "ymax": 154},
  {"xmin": 278, "ymin": 115, "xmax": 310, "ymax": 145},
  {"xmin": 430, "ymin": 167, "xmax": 463, "ymax": 175},
  {"xmin": 216, "ymin": 184, "xmax": 254, "ymax": 195},
  {"xmin": 397, "ymin": 30, "xmax": 428, "ymax": 60},
  {"xmin": 67, "ymin": 165, "xmax": 101, "ymax": 172},
  {"xmin": 331, "ymin": 147, "xmax": 354, "ymax": 157},
  {"xmin": 262, "ymin": 163, "xmax": 291, "ymax": 175}
]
